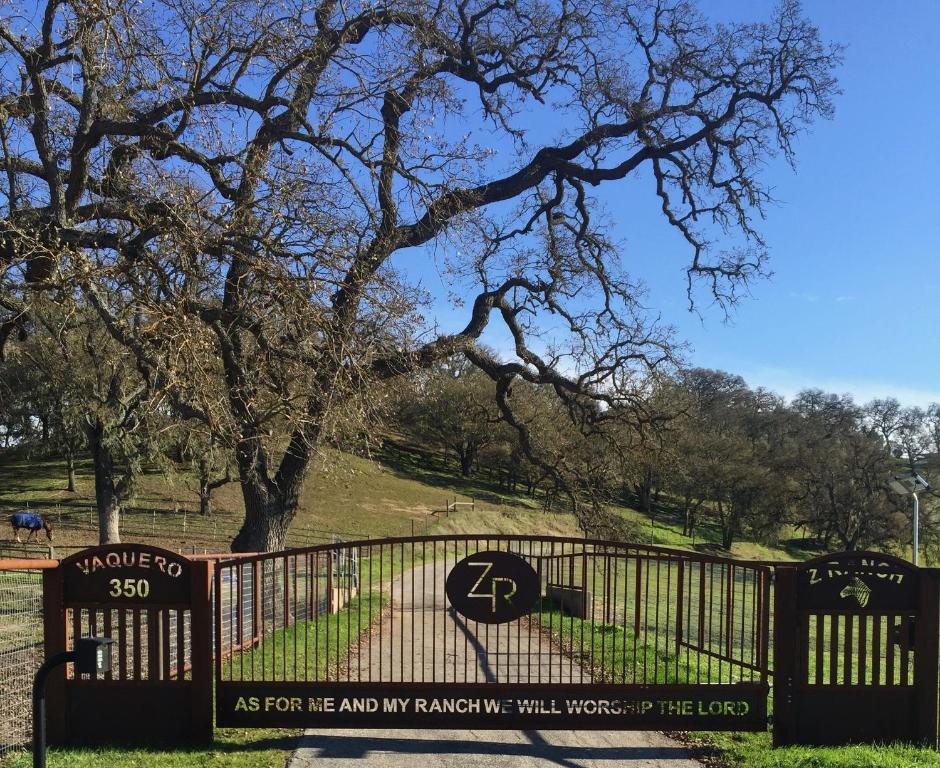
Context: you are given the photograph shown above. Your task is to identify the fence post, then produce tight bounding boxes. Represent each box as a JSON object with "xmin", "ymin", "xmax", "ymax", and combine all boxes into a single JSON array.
[
  {"xmin": 189, "ymin": 559, "xmax": 214, "ymax": 742},
  {"xmin": 42, "ymin": 565, "xmax": 68, "ymax": 745},
  {"xmin": 675, "ymin": 559, "xmax": 685, "ymax": 659},
  {"xmin": 250, "ymin": 560, "xmax": 262, "ymax": 646},
  {"xmin": 915, "ymin": 567, "xmax": 940, "ymax": 747},
  {"xmin": 772, "ymin": 566, "xmax": 798, "ymax": 747}
]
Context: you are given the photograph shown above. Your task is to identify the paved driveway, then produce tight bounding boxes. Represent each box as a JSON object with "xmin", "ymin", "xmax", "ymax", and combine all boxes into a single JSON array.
[{"xmin": 289, "ymin": 559, "xmax": 705, "ymax": 767}]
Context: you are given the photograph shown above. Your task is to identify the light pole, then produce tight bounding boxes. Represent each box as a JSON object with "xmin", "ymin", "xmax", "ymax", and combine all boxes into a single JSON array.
[
  {"xmin": 889, "ymin": 472, "xmax": 930, "ymax": 566},
  {"xmin": 33, "ymin": 637, "xmax": 112, "ymax": 768}
]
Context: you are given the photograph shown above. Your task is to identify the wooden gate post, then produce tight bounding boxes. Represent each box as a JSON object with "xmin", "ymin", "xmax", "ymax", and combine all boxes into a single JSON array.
[
  {"xmin": 772, "ymin": 566, "xmax": 797, "ymax": 747},
  {"xmin": 915, "ymin": 567, "xmax": 940, "ymax": 748},
  {"xmin": 42, "ymin": 566, "xmax": 67, "ymax": 746},
  {"xmin": 190, "ymin": 559, "xmax": 214, "ymax": 743}
]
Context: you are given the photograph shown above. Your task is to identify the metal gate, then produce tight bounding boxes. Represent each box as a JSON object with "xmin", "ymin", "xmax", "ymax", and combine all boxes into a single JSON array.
[
  {"xmin": 774, "ymin": 551, "xmax": 940, "ymax": 746},
  {"xmin": 215, "ymin": 535, "xmax": 770, "ymax": 731},
  {"xmin": 44, "ymin": 544, "xmax": 213, "ymax": 744}
]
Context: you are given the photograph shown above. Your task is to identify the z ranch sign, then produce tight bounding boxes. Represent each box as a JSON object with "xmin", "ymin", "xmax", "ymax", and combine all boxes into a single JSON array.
[{"xmin": 31, "ymin": 540, "xmax": 940, "ymax": 748}]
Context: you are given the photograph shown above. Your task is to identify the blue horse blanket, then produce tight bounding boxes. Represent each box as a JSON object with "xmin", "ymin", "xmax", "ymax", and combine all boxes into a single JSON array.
[{"xmin": 10, "ymin": 512, "xmax": 43, "ymax": 530}]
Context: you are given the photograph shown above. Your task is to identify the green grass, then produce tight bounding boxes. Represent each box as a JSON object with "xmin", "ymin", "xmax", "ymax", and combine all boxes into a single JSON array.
[
  {"xmin": 0, "ymin": 444, "xmax": 584, "ymax": 555},
  {"xmin": 0, "ymin": 728, "xmax": 296, "ymax": 768},
  {"xmin": 532, "ymin": 599, "xmax": 701, "ymax": 684},
  {"xmin": 695, "ymin": 731, "xmax": 940, "ymax": 768},
  {"xmin": 225, "ymin": 591, "xmax": 387, "ymax": 682}
]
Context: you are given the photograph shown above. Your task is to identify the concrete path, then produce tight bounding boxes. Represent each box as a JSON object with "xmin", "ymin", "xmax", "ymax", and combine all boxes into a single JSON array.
[{"xmin": 289, "ymin": 559, "xmax": 704, "ymax": 767}]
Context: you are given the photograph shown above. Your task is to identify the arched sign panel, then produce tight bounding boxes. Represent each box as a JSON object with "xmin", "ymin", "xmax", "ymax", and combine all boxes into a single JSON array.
[
  {"xmin": 62, "ymin": 543, "xmax": 191, "ymax": 604},
  {"xmin": 445, "ymin": 550, "xmax": 540, "ymax": 624},
  {"xmin": 796, "ymin": 552, "xmax": 918, "ymax": 612}
]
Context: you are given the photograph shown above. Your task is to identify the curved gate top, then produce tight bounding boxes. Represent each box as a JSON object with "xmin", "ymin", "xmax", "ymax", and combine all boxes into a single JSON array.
[
  {"xmin": 774, "ymin": 551, "xmax": 940, "ymax": 747},
  {"xmin": 214, "ymin": 534, "xmax": 770, "ymax": 731}
]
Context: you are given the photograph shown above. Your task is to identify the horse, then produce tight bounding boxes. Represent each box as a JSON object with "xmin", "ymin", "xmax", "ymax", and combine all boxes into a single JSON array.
[{"xmin": 9, "ymin": 512, "xmax": 54, "ymax": 543}]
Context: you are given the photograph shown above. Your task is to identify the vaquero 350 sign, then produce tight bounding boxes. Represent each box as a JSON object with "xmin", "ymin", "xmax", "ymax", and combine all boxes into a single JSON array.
[
  {"xmin": 61, "ymin": 543, "xmax": 191, "ymax": 604},
  {"xmin": 445, "ymin": 550, "xmax": 540, "ymax": 623}
]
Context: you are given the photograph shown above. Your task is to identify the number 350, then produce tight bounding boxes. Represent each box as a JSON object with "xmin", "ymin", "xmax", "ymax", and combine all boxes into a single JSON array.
[{"xmin": 109, "ymin": 578, "xmax": 150, "ymax": 598}]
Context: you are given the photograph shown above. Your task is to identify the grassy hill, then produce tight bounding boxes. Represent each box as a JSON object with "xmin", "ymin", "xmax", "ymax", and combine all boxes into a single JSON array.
[
  {"xmin": 0, "ymin": 439, "xmax": 585, "ymax": 555},
  {"xmin": 0, "ymin": 437, "xmax": 818, "ymax": 562}
]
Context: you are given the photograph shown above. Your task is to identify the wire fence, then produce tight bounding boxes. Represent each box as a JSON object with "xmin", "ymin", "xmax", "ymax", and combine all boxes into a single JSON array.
[
  {"xmin": 0, "ymin": 502, "xmax": 369, "ymax": 560},
  {"xmin": 0, "ymin": 567, "xmax": 45, "ymax": 758}
]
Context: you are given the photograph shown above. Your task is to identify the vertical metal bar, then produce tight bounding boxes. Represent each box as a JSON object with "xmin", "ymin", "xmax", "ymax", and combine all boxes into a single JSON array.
[
  {"xmin": 675, "ymin": 559, "xmax": 685, "ymax": 681},
  {"xmin": 581, "ymin": 544, "xmax": 588, "ymax": 681},
  {"xmin": 411, "ymin": 540, "xmax": 415, "ymax": 683},
  {"xmin": 772, "ymin": 566, "xmax": 798, "ymax": 747},
  {"xmin": 643, "ymin": 553, "xmax": 651, "ymax": 684},
  {"xmin": 899, "ymin": 613, "xmax": 911, "ymax": 686},
  {"xmin": 400, "ymin": 541, "xmax": 405, "ymax": 683},
  {"xmin": 759, "ymin": 569, "xmax": 771, "ymax": 682},
  {"xmin": 612, "ymin": 554, "xmax": 620, "ymax": 683},
  {"xmin": 725, "ymin": 564, "xmax": 734, "ymax": 663},
  {"xmin": 914, "ymin": 568, "xmax": 940, "ymax": 744},
  {"xmin": 697, "ymin": 562, "xmax": 706, "ymax": 683},
  {"xmin": 422, "ymin": 539, "xmax": 426, "ymax": 684},
  {"xmin": 315, "ymin": 552, "xmax": 321, "ymax": 680},
  {"xmin": 431, "ymin": 540, "xmax": 436, "ymax": 683}
]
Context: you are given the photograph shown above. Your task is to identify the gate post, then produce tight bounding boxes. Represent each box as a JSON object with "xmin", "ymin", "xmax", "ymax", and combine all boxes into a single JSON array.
[
  {"xmin": 42, "ymin": 566, "xmax": 67, "ymax": 746},
  {"xmin": 772, "ymin": 566, "xmax": 797, "ymax": 747},
  {"xmin": 915, "ymin": 567, "xmax": 940, "ymax": 748},
  {"xmin": 190, "ymin": 559, "xmax": 214, "ymax": 743}
]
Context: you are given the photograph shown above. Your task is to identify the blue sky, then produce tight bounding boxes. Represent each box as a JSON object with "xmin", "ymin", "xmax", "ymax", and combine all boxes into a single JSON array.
[{"xmin": 411, "ymin": 1, "xmax": 940, "ymax": 407}]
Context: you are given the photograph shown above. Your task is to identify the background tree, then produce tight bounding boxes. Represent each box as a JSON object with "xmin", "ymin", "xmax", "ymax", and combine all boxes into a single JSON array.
[{"xmin": 399, "ymin": 358, "xmax": 501, "ymax": 477}]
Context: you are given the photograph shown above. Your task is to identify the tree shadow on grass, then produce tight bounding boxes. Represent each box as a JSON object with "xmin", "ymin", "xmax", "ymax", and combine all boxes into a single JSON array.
[{"xmin": 375, "ymin": 437, "xmax": 537, "ymax": 510}]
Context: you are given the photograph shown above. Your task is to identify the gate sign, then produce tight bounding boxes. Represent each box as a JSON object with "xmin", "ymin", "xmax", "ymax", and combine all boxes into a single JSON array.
[
  {"xmin": 217, "ymin": 682, "xmax": 767, "ymax": 731},
  {"xmin": 61, "ymin": 543, "xmax": 191, "ymax": 604},
  {"xmin": 796, "ymin": 551, "xmax": 918, "ymax": 612},
  {"xmin": 446, "ymin": 550, "xmax": 539, "ymax": 624}
]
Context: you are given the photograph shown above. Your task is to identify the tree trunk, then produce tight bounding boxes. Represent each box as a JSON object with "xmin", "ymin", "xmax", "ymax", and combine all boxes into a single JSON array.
[
  {"xmin": 66, "ymin": 450, "xmax": 76, "ymax": 492},
  {"xmin": 231, "ymin": 479, "xmax": 294, "ymax": 552},
  {"xmin": 459, "ymin": 442, "xmax": 476, "ymax": 477},
  {"xmin": 86, "ymin": 420, "xmax": 122, "ymax": 545},
  {"xmin": 199, "ymin": 479, "xmax": 212, "ymax": 517}
]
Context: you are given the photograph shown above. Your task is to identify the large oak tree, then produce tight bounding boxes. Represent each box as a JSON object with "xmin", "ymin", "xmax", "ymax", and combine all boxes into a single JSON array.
[{"xmin": 0, "ymin": 0, "xmax": 840, "ymax": 550}]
